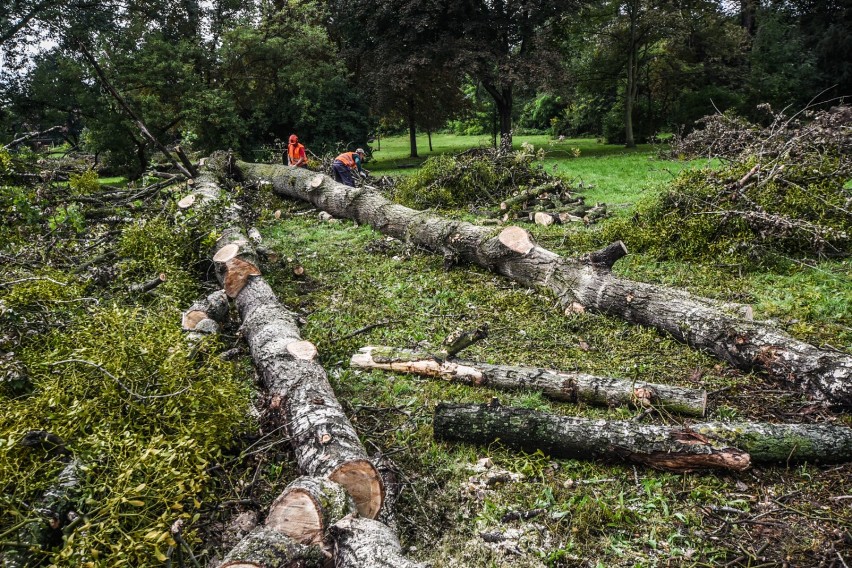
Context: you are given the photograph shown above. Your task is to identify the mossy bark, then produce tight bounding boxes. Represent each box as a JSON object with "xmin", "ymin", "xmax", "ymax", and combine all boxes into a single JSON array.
[
  {"xmin": 434, "ymin": 402, "xmax": 852, "ymax": 470},
  {"xmin": 219, "ymin": 526, "xmax": 324, "ymax": 568},
  {"xmin": 236, "ymin": 162, "xmax": 852, "ymax": 408},
  {"xmin": 351, "ymin": 345, "xmax": 707, "ymax": 416},
  {"xmin": 329, "ymin": 516, "xmax": 429, "ymax": 568}
]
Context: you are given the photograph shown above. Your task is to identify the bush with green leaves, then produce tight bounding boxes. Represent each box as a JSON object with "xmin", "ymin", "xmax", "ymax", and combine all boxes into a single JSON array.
[{"xmin": 393, "ymin": 145, "xmax": 560, "ymax": 209}]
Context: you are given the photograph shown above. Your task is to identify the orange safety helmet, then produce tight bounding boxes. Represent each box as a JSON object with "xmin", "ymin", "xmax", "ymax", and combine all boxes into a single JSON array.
[{"xmin": 289, "ymin": 134, "xmax": 299, "ymax": 144}]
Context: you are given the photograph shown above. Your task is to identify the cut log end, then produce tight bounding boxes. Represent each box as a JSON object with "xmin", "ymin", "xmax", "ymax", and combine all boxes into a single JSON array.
[
  {"xmin": 266, "ymin": 490, "xmax": 323, "ymax": 545},
  {"xmin": 286, "ymin": 340, "xmax": 318, "ymax": 361},
  {"xmin": 224, "ymin": 258, "xmax": 262, "ymax": 298},
  {"xmin": 177, "ymin": 194, "xmax": 196, "ymax": 209},
  {"xmin": 309, "ymin": 175, "xmax": 324, "ymax": 189},
  {"xmin": 498, "ymin": 226, "xmax": 535, "ymax": 254},
  {"xmin": 329, "ymin": 460, "xmax": 383, "ymax": 520},
  {"xmin": 213, "ymin": 243, "xmax": 241, "ymax": 263},
  {"xmin": 182, "ymin": 310, "xmax": 208, "ymax": 331}
]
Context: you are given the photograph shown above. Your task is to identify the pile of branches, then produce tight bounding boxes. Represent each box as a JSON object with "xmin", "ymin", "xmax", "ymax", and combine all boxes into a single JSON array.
[
  {"xmin": 492, "ymin": 180, "xmax": 609, "ymax": 226},
  {"xmin": 619, "ymin": 105, "xmax": 851, "ymax": 263},
  {"xmin": 392, "ymin": 145, "xmax": 609, "ymax": 226}
]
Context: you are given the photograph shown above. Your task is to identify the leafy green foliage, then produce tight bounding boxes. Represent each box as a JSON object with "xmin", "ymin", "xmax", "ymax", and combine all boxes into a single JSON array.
[
  {"xmin": 393, "ymin": 145, "xmax": 557, "ymax": 209},
  {"xmin": 602, "ymin": 108, "xmax": 852, "ymax": 266},
  {"xmin": 0, "ymin": 306, "xmax": 251, "ymax": 565}
]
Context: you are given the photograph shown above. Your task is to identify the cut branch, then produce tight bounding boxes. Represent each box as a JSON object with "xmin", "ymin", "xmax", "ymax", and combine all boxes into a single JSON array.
[
  {"xmin": 434, "ymin": 402, "xmax": 852, "ymax": 470},
  {"xmin": 233, "ymin": 163, "xmax": 852, "ymax": 407},
  {"xmin": 351, "ymin": 346, "xmax": 707, "ymax": 416}
]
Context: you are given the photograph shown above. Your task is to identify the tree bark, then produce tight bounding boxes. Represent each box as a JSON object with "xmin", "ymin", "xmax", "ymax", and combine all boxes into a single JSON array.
[
  {"xmin": 3, "ymin": 459, "xmax": 83, "ymax": 568},
  {"xmin": 218, "ymin": 526, "xmax": 324, "ymax": 568},
  {"xmin": 350, "ymin": 346, "xmax": 707, "ymax": 416},
  {"xmin": 434, "ymin": 402, "xmax": 852, "ymax": 470},
  {"xmin": 407, "ymin": 98, "xmax": 418, "ymax": 159},
  {"xmin": 233, "ymin": 163, "xmax": 852, "ymax": 407},
  {"xmin": 329, "ymin": 516, "xmax": 429, "ymax": 568},
  {"xmin": 192, "ymin": 154, "xmax": 421, "ymax": 568}
]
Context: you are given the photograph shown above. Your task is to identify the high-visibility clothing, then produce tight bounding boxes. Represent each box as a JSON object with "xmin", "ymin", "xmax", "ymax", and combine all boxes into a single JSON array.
[
  {"xmin": 334, "ymin": 152, "xmax": 357, "ymax": 168},
  {"xmin": 288, "ymin": 143, "xmax": 306, "ymax": 165}
]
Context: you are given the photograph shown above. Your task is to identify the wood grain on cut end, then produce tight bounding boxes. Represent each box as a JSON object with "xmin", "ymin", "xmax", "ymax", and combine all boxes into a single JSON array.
[
  {"xmin": 177, "ymin": 194, "xmax": 196, "ymax": 208},
  {"xmin": 267, "ymin": 490, "xmax": 323, "ymax": 544},
  {"xmin": 286, "ymin": 340, "xmax": 318, "ymax": 361},
  {"xmin": 498, "ymin": 226, "xmax": 535, "ymax": 254},
  {"xmin": 181, "ymin": 310, "xmax": 208, "ymax": 331},
  {"xmin": 224, "ymin": 258, "xmax": 262, "ymax": 298},
  {"xmin": 213, "ymin": 243, "xmax": 241, "ymax": 263},
  {"xmin": 329, "ymin": 460, "xmax": 384, "ymax": 520}
]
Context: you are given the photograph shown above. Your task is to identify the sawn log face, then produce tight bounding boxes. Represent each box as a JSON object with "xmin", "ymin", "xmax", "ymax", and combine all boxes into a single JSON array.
[{"xmin": 236, "ymin": 163, "xmax": 852, "ymax": 407}]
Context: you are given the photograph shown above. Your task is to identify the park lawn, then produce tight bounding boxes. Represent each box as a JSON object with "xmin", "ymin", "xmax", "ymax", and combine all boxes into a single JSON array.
[{"xmin": 369, "ymin": 133, "xmax": 712, "ymax": 210}]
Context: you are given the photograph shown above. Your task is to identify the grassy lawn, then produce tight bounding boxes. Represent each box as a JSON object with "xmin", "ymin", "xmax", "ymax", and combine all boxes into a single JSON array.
[{"xmin": 369, "ymin": 133, "xmax": 711, "ymax": 210}]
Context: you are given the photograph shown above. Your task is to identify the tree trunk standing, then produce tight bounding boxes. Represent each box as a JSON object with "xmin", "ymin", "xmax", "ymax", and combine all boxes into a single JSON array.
[
  {"xmin": 483, "ymin": 80, "xmax": 513, "ymax": 151},
  {"xmin": 407, "ymin": 98, "xmax": 418, "ymax": 158},
  {"xmin": 427, "ymin": 129, "xmax": 433, "ymax": 152},
  {"xmin": 434, "ymin": 402, "xmax": 852, "ymax": 469},
  {"xmin": 235, "ymin": 163, "xmax": 852, "ymax": 407},
  {"xmin": 350, "ymin": 346, "xmax": 708, "ymax": 416},
  {"xmin": 741, "ymin": 0, "xmax": 757, "ymax": 35},
  {"xmin": 624, "ymin": 0, "xmax": 639, "ymax": 149}
]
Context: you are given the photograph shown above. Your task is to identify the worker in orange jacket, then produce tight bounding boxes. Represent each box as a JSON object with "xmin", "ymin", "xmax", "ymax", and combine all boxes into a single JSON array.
[
  {"xmin": 286, "ymin": 134, "xmax": 307, "ymax": 167},
  {"xmin": 331, "ymin": 148, "xmax": 367, "ymax": 187}
]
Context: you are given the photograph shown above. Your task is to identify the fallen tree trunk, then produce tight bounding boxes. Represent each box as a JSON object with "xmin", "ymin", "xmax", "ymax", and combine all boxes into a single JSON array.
[
  {"xmin": 329, "ymin": 516, "xmax": 428, "ymax": 568},
  {"xmin": 184, "ymin": 165, "xmax": 383, "ymax": 520},
  {"xmin": 3, "ymin": 459, "xmax": 83, "ymax": 568},
  {"xmin": 350, "ymin": 346, "xmax": 707, "ymax": 416},
  {"xmin": 186, "ymin": 158, "xmax": 422, "ymax": 568},
  {"xmin": 234, "ymin": 163, "xmax": 852, "ymax": 407},
  {"xmin": 434, "ymin": 402, "xmax": 852, "ymax": 471}
]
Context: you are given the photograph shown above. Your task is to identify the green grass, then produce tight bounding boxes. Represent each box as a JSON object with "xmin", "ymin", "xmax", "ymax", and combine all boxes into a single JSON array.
[
  {"xmin": 369, "ymin": 133, "xmax": 711, "ymax": 210},
  {"xmin": 255, "ymin": 191, "xmax": 851, "ymax": 567}
]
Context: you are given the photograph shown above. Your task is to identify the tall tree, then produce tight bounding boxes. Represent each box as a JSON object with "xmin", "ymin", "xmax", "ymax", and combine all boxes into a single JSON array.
[
  {"xmin": 456, "ymin": 0, "xmax": 582, "ymax": 149},
  {"xmin": 331, "ymin": 0, "xmax": 467, "ymax": 158}
]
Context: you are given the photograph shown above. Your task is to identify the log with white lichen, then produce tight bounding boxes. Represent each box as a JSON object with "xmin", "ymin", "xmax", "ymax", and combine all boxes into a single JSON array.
[
  {"xmin": 433, "ymin": 402, "xmax": 852, "ymax": 471},
  {"xmin": 266, "ymin": 476, "xmax": 356, "ymax": 545},
  {"xmin": 2, "ymin": 459, "xmax": 83, "ymax": 568},
  {"xmin": 232, "ymin": 162, "xmax": 852, "ymax": 407},
  {"xmin": 329, "ymin": 516, "xmax": 429, "ymax": 568},
  {"xmin": 218, "ymin": 526, "xmax": 324, "ymax": 568},
  {"xmin": 193, "ymin": 168, "xmax": 383, "ymax": 519},
  {"xmin": 350, "ymin": 346, "xmax": 707, "ymax": 416}
]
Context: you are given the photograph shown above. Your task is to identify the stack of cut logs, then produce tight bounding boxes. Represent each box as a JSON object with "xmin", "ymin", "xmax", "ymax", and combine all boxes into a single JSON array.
[{"xmin": 495, "ymin": 181, "xmax": 608, "ymax": 226}]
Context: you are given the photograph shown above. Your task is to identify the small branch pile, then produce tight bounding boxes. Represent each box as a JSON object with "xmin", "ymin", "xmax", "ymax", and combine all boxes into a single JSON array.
[{"xmin": 494, "ymin": 180, "xmax": 609, "ymax": 226}]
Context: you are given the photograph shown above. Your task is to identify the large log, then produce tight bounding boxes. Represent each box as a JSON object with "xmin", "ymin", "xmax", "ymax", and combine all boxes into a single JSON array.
[
  {"xmin": 3, "ymin": 459, "xmax": 83, "ymax": 568},
  {"xmin": 193, "ymin": 157, "xmax": 421, "ymax": 568},
  {"xmin": 351, "ymin": 345, "xmax": 707, "ymax": 416},
  {"xmin": 234, "ymin": 163, "xmax": 852, "ymax": 407},
  {"xmin": 433, "ymin": 402, "xmax": 852, "ymax": 471},
  {"xmin": 329, "ymin": 516, "xmax": 429, "ymax": 568}
]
